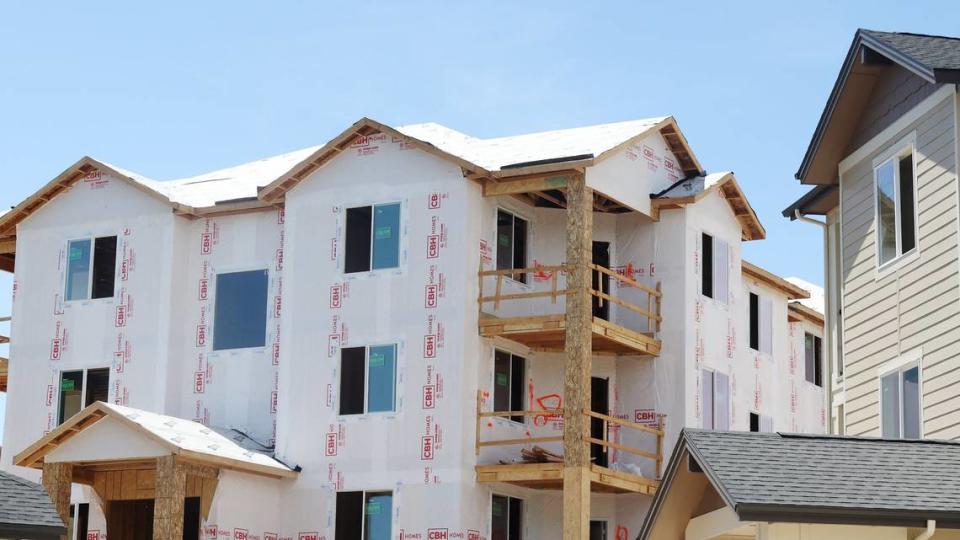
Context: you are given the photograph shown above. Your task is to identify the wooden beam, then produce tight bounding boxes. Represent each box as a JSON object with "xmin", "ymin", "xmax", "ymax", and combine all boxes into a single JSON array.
[
  {"xmin": 153, "ymin": 455, "xmax": 186, "ymax": 540},
  {"xmin": 0, "ymin": 254, "xmax": 14, "ymax": 273},
  {"xmin": 563, "ymin": 172, "xmax": 592, "ymax": 540},
  {"xmin": 483, "ymin": 174, "xmax": 569, "ymax": 197},
  {"xmin": 42, "ymin": 462, "xmax": 71, "ymax": 540},
  {"xmin": 0, "ymin": 237, "xmax": 15, "ymax": 254}
]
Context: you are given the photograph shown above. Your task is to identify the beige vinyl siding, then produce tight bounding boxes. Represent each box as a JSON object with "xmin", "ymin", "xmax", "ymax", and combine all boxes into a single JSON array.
[{"xmin": 840, "ymin": 92, "xmax": 960, "ymax": 438}]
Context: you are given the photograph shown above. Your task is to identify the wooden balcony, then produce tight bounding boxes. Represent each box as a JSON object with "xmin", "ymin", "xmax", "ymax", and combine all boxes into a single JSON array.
[
  {"xmin": 474, "ymin": 398, "xmax": 664, "ymax": 495},
  {"xmin": 478, "ymin": 265, "xmax": 661, "ymax": 356}
]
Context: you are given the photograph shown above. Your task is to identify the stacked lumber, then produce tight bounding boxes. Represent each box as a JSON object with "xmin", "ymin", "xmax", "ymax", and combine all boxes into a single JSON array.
[{"xmin": 520, "ymin": 446, "xmax": 563, "ymax": 463}]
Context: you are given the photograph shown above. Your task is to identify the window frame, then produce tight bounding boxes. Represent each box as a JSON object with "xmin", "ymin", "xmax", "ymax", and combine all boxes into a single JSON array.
[
  {"xmin": 700, "ymin": 231, "xmax": 728, "ymax": 305},
  {"xmin": 492, "ymin": 349, "xmax": 526, "ymax": 424},
  {"xmin": 57, "ymin": 367, "xmax": 110, "ymax": 425},
  {"xmin": 873, "ymin": 139, "xmax": 919, "ymax": 271},
  {"xmin": 879, "ymin": 361, "xmax": 922, "ymax": 440},
  {"xmin": 491, "ymin": 492, "xmax": 524, "ymax": 540},
  {"xmin": 335, "ymin": 489, "xmax": 394, "ymax": 540},
  {"xmin": 495, "ymin": 207, "xmax": 530, "ymax": 284},
  {"xmin": 63, "ymin": 235, "xmax": 119, "ymax": 303},
  {"xmin": 211, "ymin": 266, "xmax": 271, "ymax": 352},
  {"xmin": 804, "ymin": 332, "xmax": 823, "ymax": 387},
  {"xmin": 339, "ymin": 343, "xmax": 399, "ymax": 416},
  {"xmin": 344, "ymin": 201, "xmax": 403, "ymax": 275}
]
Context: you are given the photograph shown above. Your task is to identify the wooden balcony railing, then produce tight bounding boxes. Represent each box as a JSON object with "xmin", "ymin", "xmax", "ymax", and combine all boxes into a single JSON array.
[
  {"xmin": 475, "ymin": 391, "xmax": 665, "ymax": 479},
  {"xmin": 477, "ymin": 264, "xmax": 663, "ymax": 333}
]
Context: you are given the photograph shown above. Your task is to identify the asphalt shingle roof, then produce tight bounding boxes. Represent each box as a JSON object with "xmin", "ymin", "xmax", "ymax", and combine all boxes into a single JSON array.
[
  {"xmin": 684, "ymin": 430, "xmax": 960, "ymax": 515},
  {"xmin": 0, "ymin": 469, "xmax": 65, "ymax": 531},
  {"xmin": 862, "ymin": 29, "xmax": 960, "ymax": 72}
]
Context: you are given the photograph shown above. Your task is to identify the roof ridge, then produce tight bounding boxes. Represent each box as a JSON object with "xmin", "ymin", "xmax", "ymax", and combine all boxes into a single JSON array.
[
  {"xmin": 478, "ymin": 116, "xmax": 667, "ymax": 142},
  {"xmin": 862, "ymin": 28, "xmax": 960, "ymax": 42}
]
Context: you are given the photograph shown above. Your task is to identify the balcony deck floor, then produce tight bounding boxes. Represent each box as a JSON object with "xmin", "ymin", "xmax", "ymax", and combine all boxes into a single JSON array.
[
  {"xmin": 479, "ymin": 314, "xmax": 660, "ymax": 356},
  {"xmin": 475, "ymin": 462, "xmax": 659, "ymax": 495}
]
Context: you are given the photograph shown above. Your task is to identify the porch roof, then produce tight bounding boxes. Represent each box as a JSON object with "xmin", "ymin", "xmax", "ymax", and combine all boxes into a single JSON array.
[{"xmin": 14, "ymin": 402, "xmax": 297, "ymax": 479}]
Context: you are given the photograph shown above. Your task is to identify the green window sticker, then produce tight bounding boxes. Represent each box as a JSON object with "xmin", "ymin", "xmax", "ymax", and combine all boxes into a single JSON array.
[
  {"xmin": 498, "ymin": 233, "xmax": 511, "ymax": 247},
  {"xmin": 496, "ymin": 373, "xmax": 508, "ymax": 387},
  {"xmin": 69, "ymin": 247, "xmax": 83, "ymax": 261},
  {"xmin": 61, "ymin": 379, "xmax": 75, "ymax": 391},
  {"xmin": 375, "ymin": 226, "xmax": 392, "ymax": 240},
  {"xmin": 365, "ymin": 501, "xmax": 381, "ymax": 515},
  {"xmin": 370, "ymin": 351, "xmax": 385, "ymax": 367},
  {"xmin": 492, "ymin": 500, "xmax": 504, "ymax": 517}
]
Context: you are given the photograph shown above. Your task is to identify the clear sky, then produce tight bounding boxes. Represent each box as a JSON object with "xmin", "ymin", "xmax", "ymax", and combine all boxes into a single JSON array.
[{"xmin": 0, "ymin": 2, "xmax": 957, "ymax": 428}]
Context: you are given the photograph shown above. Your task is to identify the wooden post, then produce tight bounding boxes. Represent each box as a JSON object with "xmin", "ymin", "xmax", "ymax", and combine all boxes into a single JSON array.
[
  {"xmin": 42, "ymin": 462, "xmax": 72, "ymax": 540},
  {"xmin": 563, "ymin": 173, "xmax": 593, "ymax": 540},
  {"xmin": 153, "ymin": 455, "xmax": 186, "ymax": 540}
]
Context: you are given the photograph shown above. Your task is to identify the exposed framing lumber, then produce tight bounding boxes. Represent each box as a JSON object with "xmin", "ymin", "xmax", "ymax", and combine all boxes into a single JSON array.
[
  {"xmin": 482, "ymin": 173, "xmax": 570, "ymax": 196},
  {"xmin": 788, "ymin": 302, "xmax": 824, "ymax": 326},
  {"xmin": 742, "ymin": 260, "xmax": 810, "ymax": 300}
]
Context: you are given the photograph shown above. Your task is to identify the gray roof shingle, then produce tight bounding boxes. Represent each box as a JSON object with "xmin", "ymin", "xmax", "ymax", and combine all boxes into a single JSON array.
[
  {"xmin": 684, "ymin": 430, "xmax": 960, "ymax": 521},
  {"xmin": 0, "ymin": 469, "xmax": 66, "ymax": 533},
  {"xmin": 862, "ymin": 29, "xmax": 960, "ymax": 72}
]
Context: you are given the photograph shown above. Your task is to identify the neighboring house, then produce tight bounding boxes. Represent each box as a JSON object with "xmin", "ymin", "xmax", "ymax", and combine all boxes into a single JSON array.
[
  {"xmin": 0, "ymin": 115, "xmax": 822, "ymax": 539},
  {"xmin": 0, "ymin": 468, "xmax": 66, "ymax": 540},
  {"xmin": 785, "ymin": 29, "xmax": 960, "ymax": 440},
  {"xmin": 639, "ymin": 429, "xmax": 958, "ymax": 540}
]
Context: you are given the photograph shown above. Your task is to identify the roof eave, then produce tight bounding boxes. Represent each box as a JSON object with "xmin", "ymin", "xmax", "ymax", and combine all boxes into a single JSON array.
[{"xmin": 737, "ymin": 503, "xmax": 960, "ymax": 529}]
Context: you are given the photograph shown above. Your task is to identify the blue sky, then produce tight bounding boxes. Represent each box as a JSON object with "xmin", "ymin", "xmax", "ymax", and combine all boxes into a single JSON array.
[{"xmin": 0, "ymin": 2, "xmax": 956, "ymax": 427}]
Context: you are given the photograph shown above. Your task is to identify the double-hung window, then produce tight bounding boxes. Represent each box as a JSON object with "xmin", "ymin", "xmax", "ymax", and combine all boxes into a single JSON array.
[
  {"xmin": 805, "ymin": 333, "xmax": 823, "ymax": 387},
  {"xmin": 496, "ymin": 209, "xmax": 528, "ymax": 283},
  {"xmin": 881, "ymin": 364, "xmax": 921, "ymax": 439},
  {"xmin": 701, "ymin": 369, "xmax": 729, "ymax": 431},
  {"xmin": 493, "ymin": 350, "xmax": 525, "ymax": 423},
  {"xmin": 58, "ymin": 368, "xmax": 110, "ymax": 425},
  {"xmin": 345, "ymin": 203, "xmax": 401, "ymax": 273},
  {"xmin": 748, "ymin": 292, "xmax": 772, "ymax": 355},
  {"xmin": 213, "ymin": 269, "xmax": 269, "ymax": 351},
  {"xmin": 65, "ymin": 236, "xmax": 117, "ymax": 301},
  {"xmin": 875, "ymin": 148, "xmax": 916, "ymax": 266},
  {"xmin": 700, "ymin": 233, "xmax": 728, "ymax": 303},
  {"xmin": 340, "ymin": 345, "xmax": 397, "ymax": 415},
  {"xmin": 491, "ymin": 494, "xmax": 523, "ymax": 540},
  {"xmin": 335, "ymin": 490, "xmax": 393, "ymax": 540}
]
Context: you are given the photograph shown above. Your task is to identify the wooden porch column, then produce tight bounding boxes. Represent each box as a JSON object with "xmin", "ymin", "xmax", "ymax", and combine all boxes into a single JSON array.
[
  {"xmin": 42, "ymin": 461, "xmax": 72, "ymax": 540},
  {"xmin": 563, "ymin": 172, "xmax": 593, "ymax": 540},
  {"xmin": 153, "ymin": 455, "xmax": 186, "ymax": 540}
]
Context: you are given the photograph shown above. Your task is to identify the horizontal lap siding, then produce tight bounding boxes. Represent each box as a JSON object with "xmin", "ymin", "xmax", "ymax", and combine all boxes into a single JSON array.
[{"xmin": 842, "ymin": 94, "xmax": 959, "ymax": 438}]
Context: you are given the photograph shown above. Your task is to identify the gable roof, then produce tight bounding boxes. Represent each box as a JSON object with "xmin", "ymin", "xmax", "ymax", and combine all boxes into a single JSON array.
[
  {"xmin": 742, "ymin": 260, "xmax": 810, "ymax": 300},
  {"xmin": 640, "ymin": 430, "xmax": 960, "ymax": 538},
  {"xmin": 795, "ymin": 29, "xmax": 959, "ymax": 186},
  {"xmin": 259, "ymin": 115, "xmax": 703, "ymax": 202},
  {"xmin": 15, "ymin": 402, "xmax": 297, "ymax": 479},
  {"xmin": 0, "ymin": 469, "xmax": 66, "ymax": 538},
  {"xmin": 650, "ymin": 172, "xmax": 766, "ymax": 241}
]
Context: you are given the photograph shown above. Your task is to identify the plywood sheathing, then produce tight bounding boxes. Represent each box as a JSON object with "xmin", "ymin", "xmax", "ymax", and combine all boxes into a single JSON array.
[
  {"xmin": 741, "ymin": 260, "xmax": 810, "ymax": 300},
  {"xmin": 153, "ymin": 455, "xmax": 186, "ymax": 540},
  {"xmin": 562, "ymin": 173, "xmax": 592, "ymax": 540},
  {"xmin": 41, "ymin": 461, "xmax": 72, "ymax": 539}
]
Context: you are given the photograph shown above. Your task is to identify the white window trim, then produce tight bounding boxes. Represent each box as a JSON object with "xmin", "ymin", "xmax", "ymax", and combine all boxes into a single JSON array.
[
  {"xmin": 804, "ymin": 332, "xmax": 823, "ymax": 388},
  {"xmin": 872, "ymin": 132, "xmax": 919, "ymax": 274},
  {"xmin": 210, "ymin": 265, "xmax": 271, "ymax": 353},
  {"xmin": 63, "ymin": 235, "xmax": 119, "ymax": 304},
  {"xmin": 338, "ymin": 342, "xmax": 400, "ymax": 417},
  {"xmin": 343, "ymin": 200, "xmax": 404, "ymax": 276},
  {"xmin": 877, "ymin": 349, "xmax": 923, "ymax": 440},
  {"xmin": 699, "ymin": 230, "xmax": 729, "ymax": 306},
  {"xmin": 490, "ymin": 492, "xmax": 525, "ymax": 540},
  {"xmin": 492, "ymin": 349, "xmax": 527, "ymax": 425},
  {"xmin": 495, "ymin": 205, "xmax": 532, "ymax": 287}
]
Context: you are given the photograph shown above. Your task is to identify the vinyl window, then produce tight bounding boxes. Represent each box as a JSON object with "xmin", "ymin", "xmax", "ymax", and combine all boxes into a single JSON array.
[
  {"xmin": 875, "ymin": 148, "xmax": 916, "ymax": 267},
  {"xmin": 701, "ymin": 369, "xmax": 729, "ymax": 431},
  {"xmin": 748, "ymin": 293, "xmax": 772, "ymax": 354},
  {"xmin": 491, "ymin": 494, "xmax": 523, "ymax": 540},
  {"xmin": 345, "ymin": 203, "xmax": 401, "ymax": 273},
  {"xmin": 881, "ymin": 364, "xmax": 921, "ymax": 439},
  {"xmin": 65, "ymin": 236, "xmax": 117, "ymax": 301},
  {"xmin": 496, "ymin": 209, "xmax": 528, "ymax": 283},
  {"xmin": 58, "ymin": 368, "xmax": 109, "ymax": 425},
  {"xmin": 213, "ymin": 269, "xmax": 269, "ymax": 351},
  {"xmin": 700, "ymin": 233, "xmax": 728, "ymax": 303},
  {"xmin": 493, "ymin": 350, "xmax": 525, "ymax": 423},
  {"xmin": 805, "ymin": 333, "xmax": 823, "ymax": 387},
  {"xmin": 340, "ymin": 345, "xmax": 397, "ymax": 415},
  {"xmin": 749, "ymin": 412, "xmax": 773, "ymax": 433},
  {"xmin": 335, "ymin": 490, "xmax": 393, "ymax": 540}
]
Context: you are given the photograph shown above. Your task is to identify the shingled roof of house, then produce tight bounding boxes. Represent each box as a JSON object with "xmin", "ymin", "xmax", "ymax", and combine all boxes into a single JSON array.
[{"xmin": 0, "ymin": 468, "xmax": 66, "ymax": 538}]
